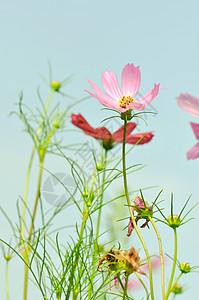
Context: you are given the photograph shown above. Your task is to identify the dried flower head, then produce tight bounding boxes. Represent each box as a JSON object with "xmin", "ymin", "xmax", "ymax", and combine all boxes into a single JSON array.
[{"xmin": 98, "ymin": 247, "xmax": 145, "ymax": 276}]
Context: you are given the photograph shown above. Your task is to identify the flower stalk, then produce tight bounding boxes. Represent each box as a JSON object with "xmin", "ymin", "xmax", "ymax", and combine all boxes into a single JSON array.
[
  {"xmin": 149, "ymin": 216, "xmax": 165, "ymax": 298},
  {"xmin": 122, "ymin": 116, "xmax": 154, "ymax": 300},
  {"xmin": 164, "ymin": 228, "xmax": 178, "ymax": 300}
]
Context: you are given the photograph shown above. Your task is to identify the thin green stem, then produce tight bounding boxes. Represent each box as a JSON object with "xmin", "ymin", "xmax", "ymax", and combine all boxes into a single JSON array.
[
  {"xmin": 28, "ymin": 159, "xmax": 44, "ymax": 241},
  {"xmin": 122, "ymin": 117, "xmax": 154, "ymax": 300},
  {"xmin": 170, "ymin": 273, "xmax": 182, "ymax": 293},
  {"xmin": 21, "ymin": 147, "xmax": 35, "ymax": 247},
  {"xmin": 23, "ymin": 158, "xmax": 44, "ymax": 300},
  {"xmin": 164, "ymin": 228, "xmax": 177, "ymax": 300},
  {"xmin": 134, "ymin": 272, "xmax": 149, "ymax": 299},
  {"xmin": 122, "ymin": 273, "xmax": 129, "ymax": 300},
  {"xmin": 23, "ymin": 262, "xmax": 29, "ymax": 300},
  {"xmin": 67, "ymin": 199, "xmax": 90, "ymax": 300},
  {"xmin": 5, "ymin": 261, "xmax": 9, "ymax": 300},
  {"xmin": 21, "ymin": 89, "xmax": 54, "ymax": 250},
  {"xmin": 149, "ymin": 217, "xmax": 165, "ymax": 298},
  {"xmin": 96, "ymin": 150, "xmax": 107, "ymax": 241},
  {"xmin": 116, "ymin": 274, "xmax": 125, "ymax": 291},
  {"xmin": 88, "ymin": 157, "xmax": 107, "ymax": 300}
]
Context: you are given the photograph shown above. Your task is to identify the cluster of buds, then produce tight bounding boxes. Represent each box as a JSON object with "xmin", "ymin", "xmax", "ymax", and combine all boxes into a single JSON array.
[{"xmin": 98, "ymin": 246, "xmax": 146, "ymax": 276}]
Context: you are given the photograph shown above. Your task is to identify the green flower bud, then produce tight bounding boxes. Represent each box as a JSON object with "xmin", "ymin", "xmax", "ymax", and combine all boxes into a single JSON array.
[
  {"xmin": 82, "ymin": 191, "xmax": 88, "ymax": 198},
  {"xmin": 51, "ymin": 80, "xmax": 61, "ymax": 92},
  {"xmin": 179, "ymin": 262, "xmax": 191, "ymax": 273},
  {"xmin": 96, "ymin": 162, "xmax": 103, "ymax": 171},
  {"xmin": 167, "ymin": 214, "xmax": 181, "ymax": 228},
  {"xmin": 53, "ymin": 121, "xmax": 60, "ymax": 128},
  {"xmin": 4, "ymin": 255, "xmax": 11, "ymax": 261},
  {"xmin": 87, "ymin": 193, "xmax": 94, "ymax": 207},
  {"xmin": 171, "ymin": 283, "xmax": 183, "ymax": 294}
]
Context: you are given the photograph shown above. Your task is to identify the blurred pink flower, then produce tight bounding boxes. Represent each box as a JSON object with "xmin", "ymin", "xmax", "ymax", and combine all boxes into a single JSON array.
[
  {"xmin": 128, "ymin": 257, "xmax": 162, "ymax": 290},
  {"xmin": 85, "ymin": 63, "xmax": 160, "ymax": 112},
  {"xmin": 187, "ymin": 122, "xmax": 199, "ymax": 160},
  {"xmin": 176, "ymin": 93, "xmax": 199, "ymax": 118}
]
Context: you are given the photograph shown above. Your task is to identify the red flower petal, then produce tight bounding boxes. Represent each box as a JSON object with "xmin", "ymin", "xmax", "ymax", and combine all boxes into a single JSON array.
[{"xmin": 71, "ymin": 114, "xmax": 112, "ymax": 140}]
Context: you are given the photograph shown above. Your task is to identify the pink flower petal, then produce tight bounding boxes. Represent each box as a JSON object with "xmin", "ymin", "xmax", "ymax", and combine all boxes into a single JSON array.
[
  {"xmin": 176, "ymin": 93, "xmax": 199, "ymax": 118},
  {"xmin": 86, "ymin": 79, "xmax": 115, "ymax": 103},
  {"xmin": 121, "ymin": 63, "xmax": 141, "ymax": 97},
  {"xmin": 187, "ymin": 142, "xmax": 199, "ymax": 160},
  {"xmin": 190, "ymin": 122, "xmax": 199, "ymax": 140},
  {"xmin": 102, "ymin": 70, "xmax": 122, "ymax": 101},
  {"xmin": 132, "ymin": 84, "xmax": 160, "ymax": 109}
]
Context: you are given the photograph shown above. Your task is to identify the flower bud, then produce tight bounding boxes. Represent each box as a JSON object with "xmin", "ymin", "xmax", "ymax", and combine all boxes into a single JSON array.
[
  {"xmin": 179, "ymin": 262, "xmax": 191, "ymax": 273},
  {"xmin": 82, "ymin": 190, "xmax": 88, "ymax": 198},
  {"xmin": 53, "ymin": 121, "xmax": 60, "ymax": 128},
  {"xmin": 167, "ymin": 214, "xmax": 181, "ymax": 228},
  {"xmin": 87, "ymin": 193, "xmax": 94, "ymax": 207},
  {"xmin": 4, "ymin": 255, "xmax": 11, "ymax": 261},
  {"xmin": 51, "ymin": 80, "xmax": 61, "ymax": 92},
  {"xmin": 171, "ymin": 283, "xmax": 183, "ymax": 294},
  {"xmin": 96, "ymin": 162, "xmax": 103, "ymax": 171}
]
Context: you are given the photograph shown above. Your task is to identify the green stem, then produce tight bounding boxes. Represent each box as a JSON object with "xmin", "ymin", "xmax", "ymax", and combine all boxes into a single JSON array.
[
  {"xmin": 21, "ymin": 89, "xmax": 54, "ymax": 249},
  {"xmin": 122, "ymin": 273, "xmax": 129, "ymax": 300},
  {"xmin": 170, "ymin": 273, "xmax": 182, "ymax": 293},
  {"xmin": 28, "ymin": 158, "xmax": 44, "ymax": 241},
  {"xmin": 21, "ymin": 147, "xmax": 35, "ymax": 249},
  {"xmin": 5, "ymin": 261, "xmax": 9, "ymax": 300},
  {"xmin": 164, "ymin": 228, "xmax": 177, "ymax": 300},
  {"xmin": 23, "ymin": 262, "xmax": 29, "ymax": 300},
  {"xmin": 23, "ymin": 158, "xmax": 44, "ymax": 300},
  {"xmin": 122, "ymin": 117, "xmax": 154, "ymax": 300},
  {"xmin": 96, "ymin": 150, "xmax": 107, "ymax": 242},
  {"xmin": 66, "ymin": 201, "xmax": 89, "ymax": 300},
  {"xmin": 88, "ymin": 156, "xmax": 107, "ymax": 300},
  {"xmin": 116, "ymin": 274, "xmax": 125, "ymax": 290},
  {"xmin": 149, "ymin": 217, "xmax": 165, "ymax": 298},
  {"xmin": 134, "ymin": 272, "xmax": 149, "ymax": 299}
]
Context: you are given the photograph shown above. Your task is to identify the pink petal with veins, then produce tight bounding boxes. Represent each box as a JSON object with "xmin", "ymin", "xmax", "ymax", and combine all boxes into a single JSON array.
[
  {"xmin": 121, "ymin": 63, "xmax": 141, "ymax": 97},
  {"xmin": 176, "ymin": 93, "xmax": 199, "ymax": 118},
  {"xmin": 190, "ymin": 122, "xmax": 199, "ymax": 140},
  {"xmin": 187, "ymin": 142, "xmax": 199, "ymax": 160},
  {"xmin": 102, "ymin": 70, "xmax": 122, "ymax": 100},
  {"xmin": 134, "ymin": 83, "xmax": 160, "ymax": 107},
  {"xmin": 86, "ymin": 79, "xmax": 115, "ymax": 103}
]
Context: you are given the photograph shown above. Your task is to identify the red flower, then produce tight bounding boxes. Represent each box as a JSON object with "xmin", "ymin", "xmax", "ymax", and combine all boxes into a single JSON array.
[{"xmin": 71, "ymin": 114, "xmax": 154, "ymax": 150}]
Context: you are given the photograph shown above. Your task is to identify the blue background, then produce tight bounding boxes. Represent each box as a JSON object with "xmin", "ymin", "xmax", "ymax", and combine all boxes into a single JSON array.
[{"xmin": 0, "ymin": 0, "xmax": 199, "ymax": 299}]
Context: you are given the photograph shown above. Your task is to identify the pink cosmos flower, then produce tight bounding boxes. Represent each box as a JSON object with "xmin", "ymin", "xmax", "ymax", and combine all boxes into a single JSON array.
[
  {"xmin": 187, "ymin": 122, "xmax": 199, "ymax": 160},
  {"xmin": 85, "ymin": 63, "xmax": 161, "ymax": 112},
  {"xmin": 176, "ymin": 93, "xmax": 199, "ymax": 118}
]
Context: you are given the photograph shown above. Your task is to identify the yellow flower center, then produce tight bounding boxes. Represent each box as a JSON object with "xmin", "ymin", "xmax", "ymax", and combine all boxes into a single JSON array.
[{"xmin": 118, "ymin": 95, "xmax": 134, "ymax": 108}]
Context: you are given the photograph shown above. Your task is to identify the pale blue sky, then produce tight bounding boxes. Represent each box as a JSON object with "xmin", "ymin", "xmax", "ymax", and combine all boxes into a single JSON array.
[{"xmin": 0, "ymin": 1, "xmax": 199, "ymax": 299}]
